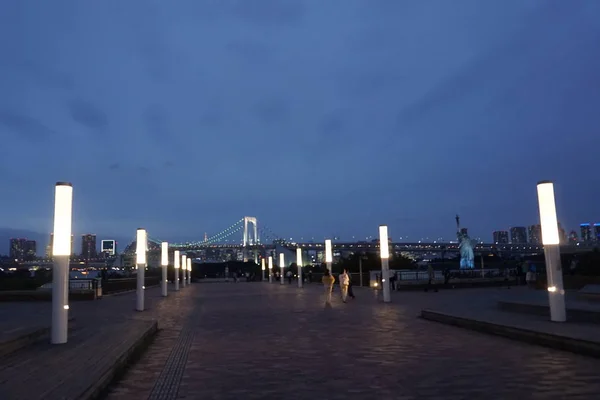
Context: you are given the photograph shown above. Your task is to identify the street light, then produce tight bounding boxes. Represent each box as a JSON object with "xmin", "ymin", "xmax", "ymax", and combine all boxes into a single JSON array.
[
  {"xmin": 379, "ymin": 225, "xmax": 391, "ymax": 303},
  {"xmin": 136, "ymin": 228, "xmax": 147, "ymax": 311},
  {"xmin": 174, "ymin": 250, "xmax": 180, "ymax": 291},
  {"xmin": 261, "ymin": 258, "xmax": 266, "ymax": 281},
  {"xmin": 325, "ymin": 239, "xmax": 332, "ymax": 273},
  {"xmin": 181, "ymin": 254, "xmax": 187, "ymax": 288},
  {"xmin": 161, "ymin": 242, "xmax": 168, "ymax": 297},
  {"xmin": 280, "ymin": 253, "xmax": 285, "ymax": 285},
  {"xmin": 187, "ymin": 257, "xmax": 192, "ymax": 285},
  {"xmin": 537, "ymin": 181, "xmax": 566, "ymax": 322},
  {"xmin": 51, "ymin": 182, "xmax": 73, "ymax": 344},
  {"xmin": 296, "ymin": 248, "xmax": 303, "ymax": 288},
  {"xmin": 268, "ymin": 256, "xmax": 273, "ymax": 283}
]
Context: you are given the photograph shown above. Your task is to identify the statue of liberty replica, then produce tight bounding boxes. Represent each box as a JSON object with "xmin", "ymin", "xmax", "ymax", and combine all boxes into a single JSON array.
[{"xmin": 455, "ymin": 215, "xmax": 475, "ymax": 269}]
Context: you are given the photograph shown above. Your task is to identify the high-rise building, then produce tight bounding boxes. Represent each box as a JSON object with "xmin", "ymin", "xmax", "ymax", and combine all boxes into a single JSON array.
[
  {"xmin": 101, "ymin": 240, "xmax": 117, "ymax": 256},
  {"xmin": 493, "ymin": 231, "xmax": 509, "ymax": 244},
  {"xmin": 46, "ymin": 233, "xmax": 74, "ymax": 257},
  {"xmin": 510, "ymin": 227, "xmax": 527, "ymax": 244},
  {"xmin": 528, "ymin": 224, "xmax": 542, "ymax": 244},
  {"xmin": 594, "ymin": 223, "xmax": 600, "ymax": 242},
  {"xmin": 81, "ymin": 234, "xmax": 97, "ymax": 260},
  {"xmin": 580, "ymin": 223, "xmax": 592, "ymax": 243},
  {"xmin": 24, "ymin": 240, "xmax": 36, "ymax": 260},
  {"xmin": 569, "ymin": 230, "xmax": 578, "ymax": 243},
  {"xmin": 9, "ymin": 238, "xmax": 26, "ymax": 260}
]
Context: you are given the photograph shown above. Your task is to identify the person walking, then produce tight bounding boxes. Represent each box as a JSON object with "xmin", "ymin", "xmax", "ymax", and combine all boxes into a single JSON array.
[
  {"xmin": 339, "ymin": 269, "xmax": 350, "ymax": 303},
  {"xmin": 286, "ymin": 270, "xmax": 293, "ymax": 284},
  {"xmin": 322, "ymin": 269, "xmax": 335, "ymax": 306},
  {"xmin": 348, "ymin": 272, "xmax": 356, "ymax": 299},
  {"xmin": 425, "ymin": 265, "xmax": 437, "ymax": 292}
]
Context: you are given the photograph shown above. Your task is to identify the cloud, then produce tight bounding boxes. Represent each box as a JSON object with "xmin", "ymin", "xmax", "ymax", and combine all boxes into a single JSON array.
[
  {"xmin": 252, "ymin": 97, "xmax": 289, "ymax": 124},
  {"xmin": 230, "ymin": 0, "xmax": 305, "ymax": 26},
  {"xmin": 143, "ymin": 104, "xmax": 169, "ymax": 139},
  {"xmin": 0, "ymin": 109, "xmax": 56, "ymax": 139},
  {"xmin": 67, "ymin": 99, "xmax": 108, "ymax": 130}
]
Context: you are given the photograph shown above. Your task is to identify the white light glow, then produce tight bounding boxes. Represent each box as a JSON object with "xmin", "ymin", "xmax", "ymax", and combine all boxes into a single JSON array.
[
  {"xmin": 136, "ymin": 229, "xmax": 147, "ymax": 264},
  {"xmin": 537, "ymin": 181, "xmax": 560, "ymax": 245},
  {"xmin": 296, "ymin": 248, "xmax": 302, "ymax": 268},
  {"xmin": 174, "ymin": 250, "xmax": 180, "ymax": 269},
  {"xmin": 548, "ymin": 286, "xmax": 557, "ymax": 292},
  {"xmin": 63, "ymin": 305, "xmax": 69, "ymax": 310},
  {"xmin": 161, "ymin": 242, "xmax": 168, "ymax": 266},
  {"xmin": 182, "ymin": 255, "xmax": 187, "ymax": 269},
  {"xmin": 187, "ymin": 258, "xmax": 191, "ymax": 271},
  {"xmin": 325, "ymin": 239, "xmax": 332, "ymax": 263},
  {"xmin": 379, "ymin": 225, "xmax": 389, "ymax": 259},
  {"xmin": 261, "ymin": 258, "xmax": 265, "ymax": 271},
  {"xmin": 52, "ymin": 183, "xmax": 73, "ymax": 256},
  {"xmin": 268, "ymin": 256, "xmax": 273, "ymax": 270},
  {"xmin": 279, "ymin": 253, "xmax": 284, "ymax": 268}
]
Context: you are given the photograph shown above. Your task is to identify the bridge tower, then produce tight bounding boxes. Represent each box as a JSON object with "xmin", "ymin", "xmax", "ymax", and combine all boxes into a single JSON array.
[{"xmin": 243, "ymin": 217, "xmax": 259, "ymax": 263}]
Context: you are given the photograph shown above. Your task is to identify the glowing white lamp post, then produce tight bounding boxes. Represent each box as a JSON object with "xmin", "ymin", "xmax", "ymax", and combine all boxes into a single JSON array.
[
  {"xmin": 174, "ymin": 250, "xmax": 180, "ymax": 291},
  {"xmin": 261, "ymin": 258, "xmax": 266, "ymax": 281},
  {"xmin": 537, "ymin": 181, "xmax": 566, "ymax": 322},
  {"xmin": 161, "ymin": 242, "xmax": 168, "ymax": 297},
  {"xmin": 325, "ymin": 239, "xmax": 333, "ymax": 273},
  {"xmin": 51, "ymin": 182, "xmax": 73, "ymax": 344},
  {"xmin": 280, "ymin": 253, "xmax": 285, "ymax": 285},
  {"xmin": 187, "ymin": 257, "xmax": 192, "ymax": 285},
  {"xmin": 297, "ymin": 248, "xmax": 303, "ymax": 288},
  {"xmin": 136, "ymin": 228, "xmax": 147, "ymax": 311},
  {"xmin": 379, "ymin": 225, "xmax": 391, "ymax": 303},
  {"xmin": 181, "ymin": 254, "xmax": 187, "ymax": 288},
  {"xmin": 268, "ymin": 256, "xmax": 273, "ymax": 283}
]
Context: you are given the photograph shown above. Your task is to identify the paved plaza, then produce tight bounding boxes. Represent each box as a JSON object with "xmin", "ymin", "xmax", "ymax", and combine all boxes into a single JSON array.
[{"xmin": 105, "ymin": 282, "xmax": 600, "ymax": 399}]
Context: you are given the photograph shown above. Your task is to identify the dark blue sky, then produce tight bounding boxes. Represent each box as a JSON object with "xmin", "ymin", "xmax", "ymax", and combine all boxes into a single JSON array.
[{"xmin": 1, "ymin": 0, "xmax": 600, "ymax": 245}]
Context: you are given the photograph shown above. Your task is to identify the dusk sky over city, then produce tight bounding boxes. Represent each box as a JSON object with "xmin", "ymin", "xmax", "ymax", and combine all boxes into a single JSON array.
[{"xmin": 1, "ymin": 0, "xmax": 600, "ymax": 248}]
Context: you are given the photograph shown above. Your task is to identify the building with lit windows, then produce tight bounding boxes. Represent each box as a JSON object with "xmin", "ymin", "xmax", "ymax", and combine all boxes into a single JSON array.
[
  {"xmin": 569, "ymin": 230, "xmax": 578, "ymax": 243},
  {"xmin": 81, "ymin": 234, "xmax": 97, "ymax": 260},
  {"xmin": 580, "ymin": 223, "xmax": 592, "ymax": 243},
  {"xmin": 493, "ymin": 231, "xmax": 509, "ymax": 244},
  {"xmin": 9, "ymin": 238, "xmax": 36, "ymax": 261},
  {"xmin": 510, "ymin": 227, "xmax": 527, "ymax": 244},
  {"xmin": 594, "ymin": 223, "xmax": 600, "ymax": 242},
  {"xmin": 528, "ymin": 224, "xmax": 542, "ymax": 244}
]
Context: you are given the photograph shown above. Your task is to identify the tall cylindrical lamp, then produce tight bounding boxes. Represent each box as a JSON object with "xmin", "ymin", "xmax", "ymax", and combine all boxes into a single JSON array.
[
  {"xmin": 174, "ymin": 250, "xmax": 180, "ymax": 291},
  {"xmin": 268, "ymin": 256, "xmax": 273, "ymax": 283},
  {"xmin": 181, "ymin": 254, "xmax": 187, "ymax": 288},
  {"xmin": 279, "ymin": 253, "xmax": 285, "ymax": 285},
  {"xmin": 379, "ymin": 225, "xmax": 391, "ymax": 303},
  {"xmin": 261, "ymin": 258, "xmax": 266, "ymax": 281},
  {"xmin": 51, "ymin": 182, "xmax": 73, "ymax": 344},
  {"xmin": 325, "ymin": 239, "xmax": 332, "ymax": 273},
  {"xmin": 187, "ymin": 257, "xmax": 192, "ymax": 285},
  {"xmin": 537, "ymin": 181, "xmax": 566, "ymax": 322},
  {"xmin": 161, "ymin": 242, "xmax": 168, "ymax": 297},
  {"xmin": 136, "ymin": 228, "xmax": 147, "ymax": 311},
  {"xmin": 296, "ymin": 248, "xmax": 303, "ymax": 288}
]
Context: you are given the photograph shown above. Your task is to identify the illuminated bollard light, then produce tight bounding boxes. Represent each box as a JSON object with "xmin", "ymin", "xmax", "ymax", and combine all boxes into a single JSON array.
[
  {"xmin": 379, "ymin": 225, "xmax": 391, "ymax": 303},
  {"xmin": 280, "ymin": 253, "xmax": 285, "ymax": 285},
  {"xmin": 174, "ymin": 250, "xmax": 180, "ymax": 291},
  {"xmin": 537, "ymin": 181, "xmax": 566, "ymax": 322},
  {"xmin": 261, "ymin": 258, "xmax": 266, "ymax": 281},
  {"xmin": 51, "ymin": 182, "xmax": 73, "ymax": 344},
  {"xmin": 325, "ymin": 239, "xmax": 332, "ymax": 273},
  {"xmin": 136, "ymin": 228, "xmax": 147, "ymax": 311},
  {"xmin": 297, "ymin": 248, "xmax": 303, "ymax": 288},
  {"xmin": 161, "ymin": 242, "xmax": 168, "ymax": 297},
  {"xmin": 268, "ymin": 256, "xmax": 273, "ymax": 283},
  {"xmin": 181, "ymin": 254, "xmax": 187, "ymax": 288}
]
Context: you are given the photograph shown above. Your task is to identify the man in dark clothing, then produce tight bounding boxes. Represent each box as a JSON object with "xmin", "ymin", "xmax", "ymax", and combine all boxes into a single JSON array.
[{"xmin": 348, "ymin": 273, "xmax": 356, "ymax": 299}]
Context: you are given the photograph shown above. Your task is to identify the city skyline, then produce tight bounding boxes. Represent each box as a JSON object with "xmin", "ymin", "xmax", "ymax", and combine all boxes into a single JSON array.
[{"xmin": 2, "ymin": 1, "xmax": 600, "ymax": 243}]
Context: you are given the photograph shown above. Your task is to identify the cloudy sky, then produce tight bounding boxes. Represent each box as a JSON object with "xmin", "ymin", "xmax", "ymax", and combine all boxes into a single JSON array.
[{"xmin": 1, "ymin": 0, "xmax": 600, "ymax": 245}]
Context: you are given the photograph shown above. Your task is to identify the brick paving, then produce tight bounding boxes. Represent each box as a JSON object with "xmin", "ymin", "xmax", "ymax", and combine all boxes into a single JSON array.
[{"xmin": 106, "ymin": 283, "xmax": 600, "ymax": 399}]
